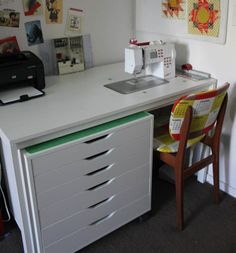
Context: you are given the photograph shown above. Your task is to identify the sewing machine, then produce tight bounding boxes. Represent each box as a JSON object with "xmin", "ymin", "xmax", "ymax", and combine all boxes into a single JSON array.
[
  {"xmin": 125, "ymin": 40, "xmax": 176, "ymax": 79},
  {"xmin": 105, "ymin": 40, "xmax": 176, "ymax": 94}
]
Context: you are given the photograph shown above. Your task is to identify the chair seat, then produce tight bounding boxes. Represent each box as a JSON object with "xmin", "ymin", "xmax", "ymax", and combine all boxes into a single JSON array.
[{"xmin": 153, "ymin": 124, "xmax": 205, "ymax": 153}]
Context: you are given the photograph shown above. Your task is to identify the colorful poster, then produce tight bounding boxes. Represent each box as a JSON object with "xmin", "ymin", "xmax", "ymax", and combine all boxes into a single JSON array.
[
  {"xmin": 0, "ymin": 36, "xmax": 20, "ymax": 55},
  {"xmin": 22, "ymin": 0, "xmax": 42, "ymax": 16},
  {"xmin": 188, "ymin": 0, "xmax": 220, "ymax": 37},
  {"xmin": 0, "ymin": 9, "xmax": 20, "ymax": 27},
  {"xmin": 45, "ymin": 0, "xmax": 63, "ymax": 24},
  {"xmin": 162, "ymin": 0, "xmax": 186, "ymax": 19},
  {"xmin": 25, "ymin": 20, "xmax": 44, "ymax": 46}
]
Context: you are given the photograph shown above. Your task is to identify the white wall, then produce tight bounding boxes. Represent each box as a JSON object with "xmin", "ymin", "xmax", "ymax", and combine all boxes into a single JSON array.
[
  {"xmin": 136, "ymin": 0, "xmax": 236, "ymax": 197},
  {"xmin": 0, "ymin": 0, "xmax": 135, "ymax": 65}
]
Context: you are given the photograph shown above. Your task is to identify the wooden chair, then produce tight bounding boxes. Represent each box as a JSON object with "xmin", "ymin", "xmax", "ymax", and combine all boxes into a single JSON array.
[{"xmin": 153, "ymin": 83, "xmax": 230, "ymax": 230}]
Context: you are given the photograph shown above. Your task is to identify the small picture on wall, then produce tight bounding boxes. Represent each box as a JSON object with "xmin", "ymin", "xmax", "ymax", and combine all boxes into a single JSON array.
[
  {"xmin": 65, "ymin": 8, "xmax": 83, "ymax": 34},
  {"xmin": 0, "ymin": 9, "xmax": 20, "ymax": 27},
  {"xmin": 188, "ymin": 0, "xmax": 220, "ymax": 37},
  {"xmin": 0, "ymin": 36, "xmax": 20, "ymax": 55},
  {"xmin": 25, "ymin": 20, "xmax": 44, "ymax": 46},
  {"xmin": 45, "ymin": 0, "xmax": 63, "ymax": 24},
  {"xmin": 22, "ymin": 0, "xmax": 42, "ymax": 16},
  {"xmin": 162, "ymin": 0, "xmax": 186, "ymax": 19}
]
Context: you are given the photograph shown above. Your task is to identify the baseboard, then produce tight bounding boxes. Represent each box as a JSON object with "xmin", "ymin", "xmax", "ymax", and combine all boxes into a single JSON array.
[{"xmin": 206, "ymin": 175, "xmax": 236, "ymax": 198}]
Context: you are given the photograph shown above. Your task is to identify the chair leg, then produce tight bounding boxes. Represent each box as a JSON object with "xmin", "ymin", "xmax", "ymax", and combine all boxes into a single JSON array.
[
  {"xmin": 212, "ymin": 156, "xmax": 220, "ymax": 204},
  {"xmin": 174, "ymin": 167, "xmax": 184, "ymax": 230}
]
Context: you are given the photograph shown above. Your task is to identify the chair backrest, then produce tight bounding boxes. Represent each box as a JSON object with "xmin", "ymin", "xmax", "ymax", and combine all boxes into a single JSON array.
[{"xmin": 169, "ymin": 83, "xmax": 230, "ymax": 141}]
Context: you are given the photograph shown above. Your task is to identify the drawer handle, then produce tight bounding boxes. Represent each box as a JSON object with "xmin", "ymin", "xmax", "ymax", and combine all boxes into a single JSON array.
[
  {"xmin": 86, "ymin": 178, "xmax": 114, "ymax": 191},
  {"xmin": 89, "ymin": 211, "xmax": 116, "ymax": 226},
  {"xmin": 86, "ymin": 164, "xmax": 114, "ymax": 176},
  {"xmin": 84, "ymin": 149, "xmax": 113, "ymax": 161},
  {"xmin": 84, "ymin": 134, "xmax": 112, "ymax": 144},
  {"xmin": 88, "ymin": 196, "xmax": 114, "ymax": 209}
]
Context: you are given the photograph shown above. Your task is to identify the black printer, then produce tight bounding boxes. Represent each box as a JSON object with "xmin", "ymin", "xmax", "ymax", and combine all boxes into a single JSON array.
[
  {"xmin": 0, "ymin": 50, "xmax": 45, "ymax": 90},
  {"xmin": 0, "ymin": 51, "xmax": 45, "ymax": 104}
]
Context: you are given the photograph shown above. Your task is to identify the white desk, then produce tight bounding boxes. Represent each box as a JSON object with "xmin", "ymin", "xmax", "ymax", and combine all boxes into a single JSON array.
[{"xmin": 0, "ymin": 63, "xmax": 216, "ymax": 253}]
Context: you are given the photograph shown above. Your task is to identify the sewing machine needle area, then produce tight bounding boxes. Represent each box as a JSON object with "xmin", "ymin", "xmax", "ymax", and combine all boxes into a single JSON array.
[{"xmin": 104, "ymin": 75, "xmax": 168, "ymax": 94}]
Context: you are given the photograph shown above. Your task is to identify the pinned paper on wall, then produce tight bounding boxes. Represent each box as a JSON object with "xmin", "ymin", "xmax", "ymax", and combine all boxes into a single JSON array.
[
  {"xmin": 0, "ymin": 9, "xmax": 20, "ymax": 27},
  {"xmin": 188, "ymin": 0, "xmax": 220, "ymax": 37},
  {"xmin": 65, "ymin": 8, "xmax": 83, "ymax": 35},
  {"xmin": 45, "ymin": 0, "xmax": 63, "ymax": 24},
  {"xmin": 0, "ymin": 36, "xmax": 20, "ymax": 55},
  {"xmin": 162, "ymin": 0, "xmax": 186, "ymax": 19},
  {"xmin": 22, "ymin": 0, "xmax": 42, "ymax": 16},
  {"xmin": 25, "ymin": 20, "xmax": 44, "ymax": 46}
]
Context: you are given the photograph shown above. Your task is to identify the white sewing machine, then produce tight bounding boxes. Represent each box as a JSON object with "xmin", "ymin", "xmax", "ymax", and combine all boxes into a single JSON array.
[
  {"xmin": 105, "ymin": 40, "xmax": 176, "ymax": 94},
  {"xmin": 125, "ymin": 40, "xmax": 176, "ymax": 80}
]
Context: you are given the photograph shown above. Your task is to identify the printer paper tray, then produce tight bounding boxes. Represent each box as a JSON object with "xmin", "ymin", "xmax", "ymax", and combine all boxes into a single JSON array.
[{"xmin": 0, "ymin": 86, "xmax": 45, "ymax": 105}]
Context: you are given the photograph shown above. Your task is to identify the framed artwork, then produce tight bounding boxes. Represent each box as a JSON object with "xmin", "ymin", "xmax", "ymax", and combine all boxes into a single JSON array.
[
  {"xmin": 188, "ymin": 0, "xmax": 220, "ymax": 37},
  {"xmin": 162, "ymin": 0, "xmax": 186, "ymax": 19},
  {"xmin": 136, "ymin": 0, "xmax": 229, "ymax": 44}
]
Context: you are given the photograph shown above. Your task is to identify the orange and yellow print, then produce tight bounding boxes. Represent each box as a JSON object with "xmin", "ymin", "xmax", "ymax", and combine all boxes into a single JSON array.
[
  {"xmin": 188, "ymin": 0, "xmax": 220, "ymax": 37},
  {"xmin": 162, "ymin": 0, "xmax": 186, "ymax": 19}
]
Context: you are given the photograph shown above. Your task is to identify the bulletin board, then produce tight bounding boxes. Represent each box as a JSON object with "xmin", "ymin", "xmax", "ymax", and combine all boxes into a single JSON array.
[
  {"xmin": 136, "ymin": 0, "xmax": 229, "ymax": 44},
  {"xmin": 0, "ymin": 0, "xmax": 134, "ymax": 69}
]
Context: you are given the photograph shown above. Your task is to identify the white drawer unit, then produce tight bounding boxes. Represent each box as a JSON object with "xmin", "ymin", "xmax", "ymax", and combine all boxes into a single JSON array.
[{"xmin": 21, "ymin": 112, "xmax": 153, "ymax": 253}]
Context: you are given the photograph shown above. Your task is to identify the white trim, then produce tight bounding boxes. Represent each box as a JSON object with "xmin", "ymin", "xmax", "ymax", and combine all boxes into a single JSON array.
[{"xmin": 207, "ymin": 174, "xmax": 236, "ymax": 198}]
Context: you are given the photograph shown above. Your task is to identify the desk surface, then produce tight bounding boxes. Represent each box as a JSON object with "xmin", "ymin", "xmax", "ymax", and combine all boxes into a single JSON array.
[{"xmin": 0, "ymin": 63, "xmax": 216, "ymax": 144}]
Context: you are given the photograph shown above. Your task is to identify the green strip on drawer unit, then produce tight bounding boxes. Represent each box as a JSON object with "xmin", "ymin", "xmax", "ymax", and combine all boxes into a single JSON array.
[{"xmin": 25, "ymin": 112, "xmax": 150, "ymax": 154}]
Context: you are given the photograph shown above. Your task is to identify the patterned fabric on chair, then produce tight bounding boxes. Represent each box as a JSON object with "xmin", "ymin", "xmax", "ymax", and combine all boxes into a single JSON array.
[{"xmin": 154, "ymin": 83, "xmax": 229, "ymax": 153}]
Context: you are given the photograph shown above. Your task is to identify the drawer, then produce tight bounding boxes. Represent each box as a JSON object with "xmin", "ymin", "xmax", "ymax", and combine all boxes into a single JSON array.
[
  {"xmin": 42, "ymin": 180, "xmax": 149, "ymax": 247},
  {"xmin": 44, "ymin": 195, "xmax": 150, "ymax": 253},
  {"xmin": 36, "ymin": 143, "xmax": 150, "ymax": 209},
  {"xmin": 38, "ymin": 163, "xmax": 150, "ymax": 229},
  {"xmin": 22, "ymin": 113, "xmax": 153, "ymax": 253},
  {"xmin": 34, "ymin": 133, "xmax": 150, "ymax": 196},
  {"xmin": 29, "ymin": 118, "xmax": 151, "ymax": 177}
]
